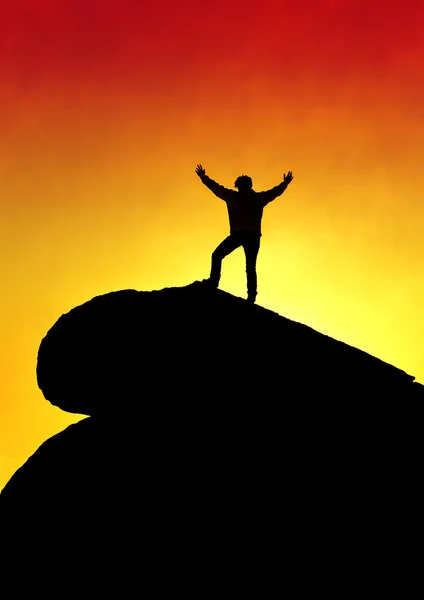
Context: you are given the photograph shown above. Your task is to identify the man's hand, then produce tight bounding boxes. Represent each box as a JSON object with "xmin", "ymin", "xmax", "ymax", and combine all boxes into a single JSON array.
[
  {"xmin": 283, "ymin": 171, "xmax": 293, "ymax": 184},
  {"xmin": 195, "ymin": 164, "xmax": 206, "ymax": 178}
]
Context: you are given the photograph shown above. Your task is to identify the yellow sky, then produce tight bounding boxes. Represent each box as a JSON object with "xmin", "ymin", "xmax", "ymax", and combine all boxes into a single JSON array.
[{"xmin": 2, "ymin": 0, "xmax": 423, "ymax": 490}]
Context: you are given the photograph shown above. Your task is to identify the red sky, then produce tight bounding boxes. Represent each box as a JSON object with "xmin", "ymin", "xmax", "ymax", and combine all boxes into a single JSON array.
[{"xmin": 1, "ymin": 0, "xmax": 424, "ymax": 488}]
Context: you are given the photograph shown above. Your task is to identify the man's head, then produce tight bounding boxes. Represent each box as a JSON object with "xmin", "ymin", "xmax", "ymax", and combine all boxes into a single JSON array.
[{"xmin": 234, "ymin": 175, "xmax": 253, "ymax": 191}]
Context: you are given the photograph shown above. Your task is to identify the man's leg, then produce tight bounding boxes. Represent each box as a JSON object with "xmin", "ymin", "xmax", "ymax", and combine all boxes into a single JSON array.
[
  {"xmin": 207, "ymin": 234, "xmax": 242, "ymax": 288},
  {"xmin": 242, "ymin": 233, "xmax": 261, "ymax": 302}
]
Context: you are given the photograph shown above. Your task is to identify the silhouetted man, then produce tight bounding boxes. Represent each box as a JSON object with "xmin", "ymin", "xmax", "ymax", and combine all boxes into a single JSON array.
[{"xmin": 195, "ymin": 164, "xmax": 294, "ymax": 303}]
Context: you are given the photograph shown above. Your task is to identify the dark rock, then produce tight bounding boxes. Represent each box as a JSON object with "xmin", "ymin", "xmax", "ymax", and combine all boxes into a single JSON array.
[
  {"xmin": 1, "ymin": 281, "xmax": 423, "ymax": 588},
  {"xmin": 35, "ymin": 281, "xmax": 421, "ymax": 416}
]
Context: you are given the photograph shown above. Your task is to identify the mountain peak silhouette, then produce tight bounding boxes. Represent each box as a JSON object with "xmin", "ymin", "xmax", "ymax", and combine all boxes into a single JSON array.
[
  {"xmin": 34, "ymin": 280, "xmax": 421, "ymax": 416},
  {"xmin": 1, "ymin": 280, "xmax": 422, "ymax": 588}
]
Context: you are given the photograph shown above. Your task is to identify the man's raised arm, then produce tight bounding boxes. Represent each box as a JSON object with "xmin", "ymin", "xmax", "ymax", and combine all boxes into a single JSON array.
[
  {"xmin": 258, "ymin": 171, "xmax": 294, "ymax": 205},
  {"xmin": 195, "ymin": 164, "xmax": 232, "ymax": 201}
]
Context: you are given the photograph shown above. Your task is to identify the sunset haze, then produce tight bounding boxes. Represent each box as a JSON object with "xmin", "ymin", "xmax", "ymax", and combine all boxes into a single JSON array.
[{"xmin": 1, "ymin": 0, "xmax": 423, "ymax": 488}]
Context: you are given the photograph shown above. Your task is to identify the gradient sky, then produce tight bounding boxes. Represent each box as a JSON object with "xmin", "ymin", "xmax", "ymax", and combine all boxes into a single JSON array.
[{"xmin": 1, "ymin": 0, "xmax": 424, "ymax": 489}]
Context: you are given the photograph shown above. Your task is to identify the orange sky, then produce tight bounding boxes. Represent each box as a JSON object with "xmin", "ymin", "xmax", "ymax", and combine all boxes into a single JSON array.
[{"xmin": 1, "ymin": 0, "xmax": 424, "ymax": 489}]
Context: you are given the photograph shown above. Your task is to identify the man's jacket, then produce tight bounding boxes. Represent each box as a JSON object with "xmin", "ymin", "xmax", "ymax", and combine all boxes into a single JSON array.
[{"xmin": 200, "ymin": 175, "xmax": 289, "ymax": 234}]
